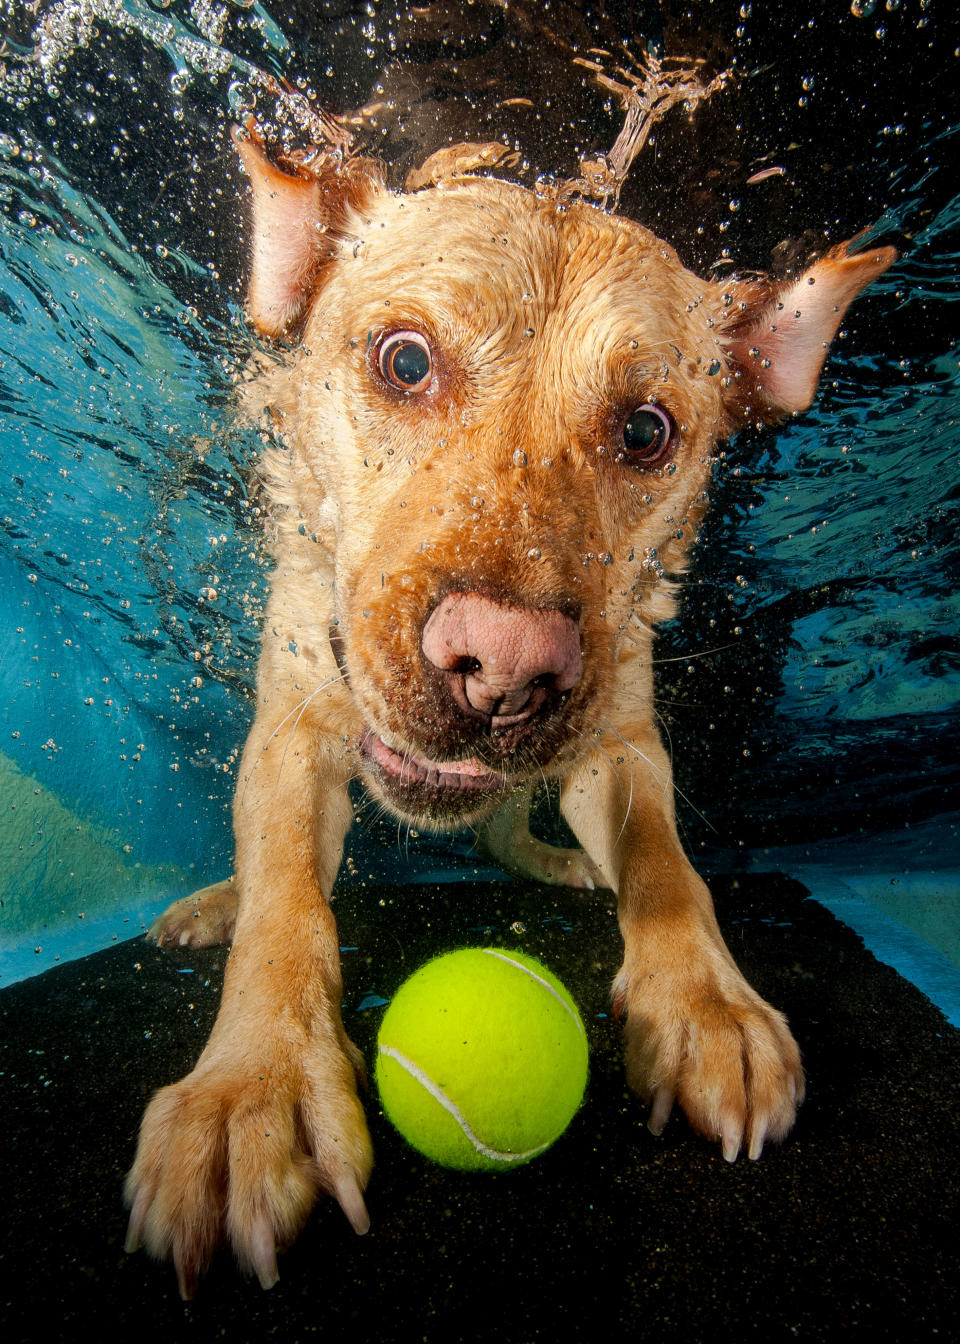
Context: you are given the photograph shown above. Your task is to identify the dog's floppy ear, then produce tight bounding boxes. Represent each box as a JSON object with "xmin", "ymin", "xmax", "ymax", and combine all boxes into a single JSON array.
[
  {"xmin": 719, "ymin": 236, "xmax": 896, "ymax": 426},
  {"xmin": 233, "ymin": 128, "xmax": 384, "ymax": 338}
]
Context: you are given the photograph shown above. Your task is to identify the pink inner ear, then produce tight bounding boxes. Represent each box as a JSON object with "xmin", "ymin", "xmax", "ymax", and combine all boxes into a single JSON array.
[
  {"xmin": 726, "ymin": 243, "xmax": 897, "ymax": 414},
  {"xmin": 235, "ymin": 131, "xmax": 323, "ymax": 337}
]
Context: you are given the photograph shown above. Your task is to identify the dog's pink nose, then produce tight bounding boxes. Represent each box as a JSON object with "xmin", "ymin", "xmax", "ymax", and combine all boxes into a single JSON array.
[{"xmin": 421, "ymin": 592, "xmax": 582, "ymax": 720}]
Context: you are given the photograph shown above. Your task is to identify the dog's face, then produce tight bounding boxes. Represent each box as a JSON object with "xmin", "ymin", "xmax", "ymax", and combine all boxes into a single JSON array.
[{"xmin": 238, "ymin": 140, "xmax": 894, "ymax": 830}]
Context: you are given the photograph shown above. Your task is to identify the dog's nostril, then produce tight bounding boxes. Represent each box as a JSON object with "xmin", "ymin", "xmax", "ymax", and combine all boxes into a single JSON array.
[{"xmin": 421, "ymin": 591, "xmax": 583, "ymax": 721}]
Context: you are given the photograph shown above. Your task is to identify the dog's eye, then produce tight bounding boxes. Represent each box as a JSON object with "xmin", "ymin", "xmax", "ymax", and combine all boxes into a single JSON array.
[
  {"xmin": 620, "ymin": 404, "xmax": 675, "ymax": 466},
  {"xmin": 378, "ymin": 332, "xmax": 433, "ymax": 393}
]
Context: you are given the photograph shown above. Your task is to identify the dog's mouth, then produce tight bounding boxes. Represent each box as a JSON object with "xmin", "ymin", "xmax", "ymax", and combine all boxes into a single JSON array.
[{"xmin": 359, "ymin": 729, "xmax": 506, "ymax": 796}]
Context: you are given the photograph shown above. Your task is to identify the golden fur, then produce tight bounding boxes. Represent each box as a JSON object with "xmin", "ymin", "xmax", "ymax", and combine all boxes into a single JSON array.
[{"xmin": 125, "ymin": 131, "xmax": 894, "ymax": 1297}]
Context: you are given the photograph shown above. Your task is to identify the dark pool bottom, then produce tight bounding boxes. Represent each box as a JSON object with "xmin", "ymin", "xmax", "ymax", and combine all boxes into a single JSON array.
[{"xmin": 1, "ymin": 873, "xmax": 957, "ymax": 1340}]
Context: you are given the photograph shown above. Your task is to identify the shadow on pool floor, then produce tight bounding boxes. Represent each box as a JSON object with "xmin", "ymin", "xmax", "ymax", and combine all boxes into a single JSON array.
[{"xmin": 1, "ymin": 874, "xmax": 957, "ymax": 1341}]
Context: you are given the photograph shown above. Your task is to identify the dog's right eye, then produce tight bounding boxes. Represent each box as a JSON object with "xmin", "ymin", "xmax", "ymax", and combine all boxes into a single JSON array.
[
  {"xmin": 377, "ymin": 332, "xmax": 433, "ymax": 393},
  {"xmin": 619, "ymin": 403, "xmax": 675, "ymax": 466}
]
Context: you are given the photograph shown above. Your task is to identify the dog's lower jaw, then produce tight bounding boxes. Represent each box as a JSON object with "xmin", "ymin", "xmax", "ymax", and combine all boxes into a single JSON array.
[{"xmin": 358, "ymin": 729, "xmax": 512, "ymax": 828}]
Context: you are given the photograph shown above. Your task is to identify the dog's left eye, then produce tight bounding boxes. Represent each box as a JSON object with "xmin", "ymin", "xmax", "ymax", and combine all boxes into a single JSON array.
[
  {"xmin": 377, "ymin": 332, "xmax": 433, "ymax": 393},
  {"xmin": 620, "ymin": 404, "xmax": 676, "ymax": 466}
]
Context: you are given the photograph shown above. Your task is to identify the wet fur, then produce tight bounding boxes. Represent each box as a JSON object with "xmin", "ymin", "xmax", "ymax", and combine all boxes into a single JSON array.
[{"xmin": 126, "ymin": 136, "xmax": 894, "ymax": 1296}]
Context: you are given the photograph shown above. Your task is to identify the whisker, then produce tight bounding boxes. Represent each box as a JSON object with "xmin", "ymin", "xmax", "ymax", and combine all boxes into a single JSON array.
[
  {"xmin": 652, "ymin": 641, "xmax": 739, "ymax": 664},
  {"xmin": 602, "ymin": 720, "xmax": 717, "ymax": 834},
  {"xmin": 277, "ymin": 671, "xmax": 350, "ymax": 776},
  {"xmin": 616, "ymin": 764, "xmax": 635, "ymax": 846},
  {"xmin": 600, "ymin": 723, "xmax": 668, "ymax": 790},
  {"xmin": 266, "ymin": 670, "xmax": 349, "ymax": 746},
  {"xmin": 239, "ymin": 670, "xmax": 349, "ymax": 805},
  {"xmin": 587, "ymin": 736, "xmax": 634, "ymax": 844},
  {"xmin": 652, "ymin": 704, "xmax": 675, "ymax": 771}
]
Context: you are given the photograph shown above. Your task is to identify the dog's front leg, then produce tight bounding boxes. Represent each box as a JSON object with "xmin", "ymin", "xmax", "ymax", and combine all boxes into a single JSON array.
[
  {"xmin": 561, "ymin": 728, "xmax": 804, "ymax": 1162},
  {"xmin": 125, "ymin": 702, "xmax": 370, "ymax": 1297}
]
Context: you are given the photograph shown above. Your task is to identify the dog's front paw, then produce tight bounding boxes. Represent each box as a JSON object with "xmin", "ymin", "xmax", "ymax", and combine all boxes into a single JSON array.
[
  {"xmin": 124, "ymin": 1039, "xmax": 372, "ymax": 1297},
  {"xmin": 149, "ymin": 879, "xmax": 238, "ymax": 949},
  {"xmin": 485, "ymin": 833, "xmax": 605, "ymax": 889},
  {"xmin": 476, "ymin": 789, "xmax": 606, "ymax": 890},
  {"xmin": 614, "ymin": 957, "xmax": 804, "ymax": 1163}
]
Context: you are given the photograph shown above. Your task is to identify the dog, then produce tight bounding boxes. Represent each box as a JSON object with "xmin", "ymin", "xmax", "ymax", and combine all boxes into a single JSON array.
[{"xmin": 123, "ymin": 93, "xmax": 895, "ymax": 1296}]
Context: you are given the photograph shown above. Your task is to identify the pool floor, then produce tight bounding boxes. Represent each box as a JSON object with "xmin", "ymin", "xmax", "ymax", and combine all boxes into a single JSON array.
[{"xmin": 1, "ymin": 870, "xmax": 956, "ymax": 1338}]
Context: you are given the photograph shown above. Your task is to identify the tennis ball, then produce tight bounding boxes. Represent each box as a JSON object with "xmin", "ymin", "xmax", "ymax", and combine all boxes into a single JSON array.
[{"xmin": 375, "ymin": 947, "xmax": 588, "ymax": 1171}]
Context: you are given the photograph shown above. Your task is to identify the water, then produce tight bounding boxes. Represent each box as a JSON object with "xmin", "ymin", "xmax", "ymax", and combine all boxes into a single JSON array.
[{"xmin": 0, "ymin": 1, "xmax": 957, "ymax": 997}]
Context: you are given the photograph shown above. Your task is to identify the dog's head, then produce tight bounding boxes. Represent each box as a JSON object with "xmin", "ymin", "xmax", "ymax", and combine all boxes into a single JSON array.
[{"xmin": 235, "ymin": 134, "xmax": 894, "ymax": 827}]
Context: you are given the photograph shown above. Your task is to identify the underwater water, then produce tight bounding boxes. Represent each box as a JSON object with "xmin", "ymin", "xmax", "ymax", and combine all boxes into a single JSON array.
[{"xmin": 0, "ymin": 0, "xmax": 957, "ymax": 1008}]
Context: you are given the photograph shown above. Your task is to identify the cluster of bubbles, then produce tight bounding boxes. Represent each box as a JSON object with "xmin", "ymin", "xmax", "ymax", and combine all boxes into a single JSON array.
[
  {"xmin": 849, "ymin": 0, "xmax": 932, "ymax": 33},
  {"xmin": 0, "ymin": 0, "xmax": 343, "ymax": 150}
]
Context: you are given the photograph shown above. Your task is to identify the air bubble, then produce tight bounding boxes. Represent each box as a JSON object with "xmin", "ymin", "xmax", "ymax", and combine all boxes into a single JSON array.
[{"xmin": 227, "ymin": 80, "xmax": 257, "ymax": 115}]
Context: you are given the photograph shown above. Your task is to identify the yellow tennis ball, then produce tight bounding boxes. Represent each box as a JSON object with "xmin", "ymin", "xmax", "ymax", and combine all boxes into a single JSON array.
[{"xmin": 375, "ymin": 947, "xmax": 589, "ymax": 1171}]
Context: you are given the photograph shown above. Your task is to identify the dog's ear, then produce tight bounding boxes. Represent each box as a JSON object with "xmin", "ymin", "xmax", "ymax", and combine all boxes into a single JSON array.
[
  {"xmin": 718, "ymin": 236, "xmax": 897, "ymax": 426},
  {"xmin": 233, "ymin": 129, "xmax": 384, "ymax": 338}
]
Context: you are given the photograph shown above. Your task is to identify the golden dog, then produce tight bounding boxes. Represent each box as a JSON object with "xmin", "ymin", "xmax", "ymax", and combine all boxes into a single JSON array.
[{"xmin": 124, "ymin": 117, "xmax": 894, "ymax": 1295}]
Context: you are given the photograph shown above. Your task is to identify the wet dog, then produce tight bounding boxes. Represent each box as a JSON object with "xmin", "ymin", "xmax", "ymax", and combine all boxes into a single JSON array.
[{"xmin": 124, "ymin": 117, "xmax": 894, "ymax": 1295}]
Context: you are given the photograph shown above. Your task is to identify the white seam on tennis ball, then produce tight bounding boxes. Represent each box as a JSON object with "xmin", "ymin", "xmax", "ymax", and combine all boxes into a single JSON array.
[
  {"xmin": 378, "ymin": 1045, "xmax": 552, "ymax": 1164},
  {"xmin": 481, "ymin": 949, "xmax": 586, "ymax": 1038}
]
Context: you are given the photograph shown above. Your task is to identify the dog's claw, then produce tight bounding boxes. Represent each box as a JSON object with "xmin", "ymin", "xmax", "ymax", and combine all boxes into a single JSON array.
[
  {"xmin": 334, "ymin": 1174, "xmax": 370, "ymax": 1235},
  {"xmin": 647, "ymin": 1086, "xmax": 674, "ymax": 1136},
  {"xmin": 721, "ymin": 1122, "xmax": 743, "ymax": 1164},
  {"xmin": 123, "ymin": 1184, "xmax": 151, "ymax": 1254},
  {"xmin": 249, "ymin": 1214, "xmax": 280, "ymax": 1290},
  {"xmin": 174, "ymin": 1248, "xmax": 199, "ymax": 1302}
]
